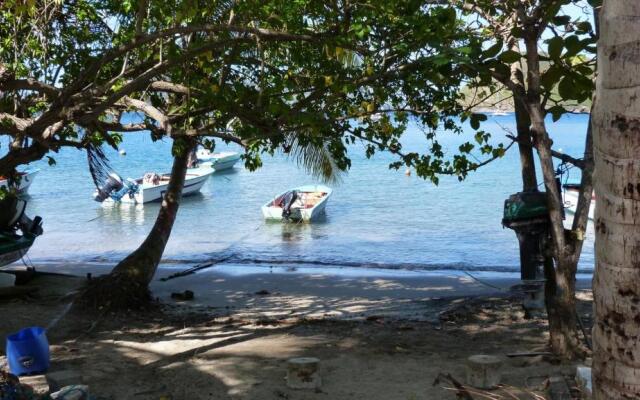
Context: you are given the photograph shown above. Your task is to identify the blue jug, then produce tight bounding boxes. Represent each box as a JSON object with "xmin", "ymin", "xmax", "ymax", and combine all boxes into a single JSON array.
[{"xmin": 6, "ymin": 327, "xmax": 50, "ymax": 375}]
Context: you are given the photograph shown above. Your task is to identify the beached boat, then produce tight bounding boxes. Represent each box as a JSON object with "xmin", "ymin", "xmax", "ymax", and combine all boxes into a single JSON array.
[
  {"xmin": 563, "ymin": 187, "xmax": 595, "ymax": 220},
  {"xmin": 196, "ymin": 150, "xmax": 241, "ymax": 172},
  {"xmin": 0, "ymin": 198, "xmax": 43, "ymax": 268},
  {"xmin": 93, "ymin": 167, "xmax": 214, "ymax": 204},
  {"xmin": 262, "ymin": 185, "xmax": 332, "ymax": 222},
  {"xmin": 0, "ymin": 169, "xmax": 39, "ymax": 195}
]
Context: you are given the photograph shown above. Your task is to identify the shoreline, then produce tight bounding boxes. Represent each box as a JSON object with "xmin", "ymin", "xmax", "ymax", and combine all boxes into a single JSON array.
[{"xmin": 19, "ymin": 262, "xmax": 592, "ymax": 322}]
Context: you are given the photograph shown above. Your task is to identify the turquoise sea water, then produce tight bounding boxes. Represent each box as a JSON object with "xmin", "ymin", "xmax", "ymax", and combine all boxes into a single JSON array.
[{"xmin": 17, "ymin": 113, "xmax": 593, "ymax": 273}]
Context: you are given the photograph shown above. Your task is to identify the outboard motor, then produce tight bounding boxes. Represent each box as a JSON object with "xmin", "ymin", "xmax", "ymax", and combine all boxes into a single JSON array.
[
  {"xmin": 281, "ymin": 190, "xmax": 298, "ymax": 220},
  {"xmin": 93, "ymin": 173, "xmax": 124, "ymax": 202}
]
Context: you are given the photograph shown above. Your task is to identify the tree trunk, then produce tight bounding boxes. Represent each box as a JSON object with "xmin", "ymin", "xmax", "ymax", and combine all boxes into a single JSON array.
[
  {"xmin": 592, "ymin": 1, "xmax": 640, "ymax": 397},
  {"xmin": 514, "ymin": 101, "xmax": 538, "ymax": 191},
  {"xmin": 75, "ymin": 137, "xmax": 196, "ymax": 311},
  {"xmin": 518, "ymin": 31, "xmax": 584, "ymax": 359}
]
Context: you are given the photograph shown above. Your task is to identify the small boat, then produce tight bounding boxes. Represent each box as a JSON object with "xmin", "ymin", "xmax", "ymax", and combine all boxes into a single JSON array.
[
  {"xmin": 93, "ymin": 167, "xmax": 214, "ymax": 204},
  {"xmin": 0, "ymin": 169, "xmax": 39, "ymax": 195},
  {"xmin": 490, "ymin": 111, "xmax": 509, "ymax": 116},
  {"xmin": 262, "ymin": 185, "xmax": 332, "ymax": 222},
  {"xmin": 0, "ymin": 198, "xmax": 43, "ymax": 268},
  {"xmin": 563, "ymin": 185, "xmax": 595, "ymax": 220},
  {"xmin": 196, "ymin": 150, "xmax": 241, "ymax": 172}
]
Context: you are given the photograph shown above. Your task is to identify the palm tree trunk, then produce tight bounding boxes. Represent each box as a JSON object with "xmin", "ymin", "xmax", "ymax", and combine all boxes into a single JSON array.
[
  {"xmin": 75, "ymin": 137, "xmax": 196, "ymax": 310},
  {"xmin": 592, "ymin": 1, "xmax": 640, "ymax": 397}
]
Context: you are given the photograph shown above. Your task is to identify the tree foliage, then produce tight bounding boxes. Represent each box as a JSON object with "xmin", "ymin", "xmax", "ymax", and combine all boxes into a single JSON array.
[{"xmin": 0, "ymin": 0, "xmax": 507, "ymax": 185}]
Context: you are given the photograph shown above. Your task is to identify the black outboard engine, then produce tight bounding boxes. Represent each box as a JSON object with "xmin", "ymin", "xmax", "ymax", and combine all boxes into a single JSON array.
[
  {"xmin": 93, "ymin": 173, "xmax": 124, "ymax": 202},
  {"xmin": 281, "ymin": 190, "xmax": 298, "ymax": 220}
]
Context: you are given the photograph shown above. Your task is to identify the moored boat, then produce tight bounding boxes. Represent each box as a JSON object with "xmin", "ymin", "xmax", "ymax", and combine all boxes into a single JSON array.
[
  {"xmin": 196, "ymin": 150, "xmax": 241, "ymax": 172},
  {"xmin": 93, "ymin": 167, "xmax": 214, "ymax": 204},
  {"xmin": 262, "ymin": 185, "xmax": 332, "ymax": 222},
  {"xmin": 0, "ymin": 197, "xmax": 43, "ymax": 268},
  {"xmin": 563, "ymin": 185, "xmax": 595, "ymax": 220},
  {"xmin": 0, "ymin": 169, "xmax": 39, "ymax": 195}
]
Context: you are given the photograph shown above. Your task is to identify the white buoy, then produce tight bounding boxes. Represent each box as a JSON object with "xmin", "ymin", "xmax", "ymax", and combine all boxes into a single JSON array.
[
  {"xmin": 119, "ymin": 149, "xmax": 126, "ymax": 156},
  {"xmin": 465, "ymin": 355, "xmax": 502, "ymax": 389},
  {"xmin": 286, "ymin": 357, "xmax": 321, "ymax": 390},
  {"xmin": 405, "ymin": 168, "xmax": 411, "ymax": 176}
]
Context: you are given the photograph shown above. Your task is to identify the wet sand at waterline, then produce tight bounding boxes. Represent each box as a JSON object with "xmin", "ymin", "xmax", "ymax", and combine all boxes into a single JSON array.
[{"xmin": 0, "ymin": 268, "xmax": 593, "ymax": 399}]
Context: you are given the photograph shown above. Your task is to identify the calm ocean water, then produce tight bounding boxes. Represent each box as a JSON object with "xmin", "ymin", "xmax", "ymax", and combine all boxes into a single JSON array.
[{"xmin": 18, "ymin": 113, "xmax": 594, "ymax": 273}]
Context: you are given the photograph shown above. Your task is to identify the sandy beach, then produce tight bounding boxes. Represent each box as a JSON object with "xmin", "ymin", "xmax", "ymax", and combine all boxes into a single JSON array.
[{"xmin": 0, "ymin": 265, "xmax": 593, "ymax": 399}]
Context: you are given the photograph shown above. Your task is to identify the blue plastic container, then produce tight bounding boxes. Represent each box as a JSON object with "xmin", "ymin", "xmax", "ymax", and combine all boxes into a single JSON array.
[{"xmin": 6, "ymin": 326, "xmax": 50, "ymax": 375}]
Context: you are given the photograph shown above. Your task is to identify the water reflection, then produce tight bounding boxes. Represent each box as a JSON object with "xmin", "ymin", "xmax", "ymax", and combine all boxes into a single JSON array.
[
  {"xmin": 261, "ymin": 214, "xmax": 330, "ymax": 244},
  {"xmin": 95, "ymin": 202, "xmax": 154, "ymax": 225}
]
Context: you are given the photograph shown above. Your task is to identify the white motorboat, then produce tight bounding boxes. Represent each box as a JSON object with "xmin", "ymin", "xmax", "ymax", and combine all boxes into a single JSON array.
[
  {"xmin": 93, "ymin": 167, "xmax": 214, "ymax": 204},
  {"xmin": 196, "ymin": 150, "xmax": 241, "ymax": 172},
  {"xmin": 262, "ymin": 185, "xmax": 332, "ymax": 222},
  {"xmin": 0, "ymin": 169, "xmax": 38, "ymax": 195},
  {"xmin": 564, "ymin": 188, "xmax": 595, "ymax": 220}
]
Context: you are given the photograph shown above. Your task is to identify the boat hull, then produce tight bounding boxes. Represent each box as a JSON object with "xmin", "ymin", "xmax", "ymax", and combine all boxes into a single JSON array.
[
  {"xmin": 564, "ymin": 190, "xmax": 595, "ymax": 220},
  {"xmin": 197, "ymin": 151, "xmax": 241, "ymax": 172},
  {"xmin": 0, "ymin": 170, "xmax": 38, "ymax": 195},
  {"xmin": 262, "ymin": 185, "xmax": 332, "ymax": 222},
  {"xmin": 119, "ymin": 168, "xmax": 213, "ymax": 204},
  {"xmin": 0, "ymin": 235, "xmax": 36, "ymax": 268}
]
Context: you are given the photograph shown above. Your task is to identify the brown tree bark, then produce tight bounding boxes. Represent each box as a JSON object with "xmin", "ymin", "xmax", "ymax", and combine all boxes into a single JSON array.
[
  {"xmin": 592, "ymin": 1, "xmax": 640, "ymax": 397},
  {"xmin": 521, "ymin": 31, "xmax": 586, "ymax": 359},
  {"xmin": 75, "ymin": 137, "xmax": 197, "ymax": 310}
]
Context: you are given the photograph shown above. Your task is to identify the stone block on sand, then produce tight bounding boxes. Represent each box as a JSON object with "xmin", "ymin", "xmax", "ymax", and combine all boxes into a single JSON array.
[{"xmin": 465, "ymin": 354, "xmax": 502, "ymax": 389}]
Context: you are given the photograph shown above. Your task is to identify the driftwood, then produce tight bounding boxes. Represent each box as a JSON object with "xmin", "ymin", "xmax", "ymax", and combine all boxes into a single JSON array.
[
  {"xmin": 159, "ymin": 262, "xmax": 215, "ymax": 281},
  {"xmin": 0, "ymin": 285, "xmax": 38, "ymax": 298}
]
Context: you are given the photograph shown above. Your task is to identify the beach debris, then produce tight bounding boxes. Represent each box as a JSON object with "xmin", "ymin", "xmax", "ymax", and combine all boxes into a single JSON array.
[
  {"xmin": 465, "ymin": 354, "xmax": 503, "ymax": 389},
  {"xmin": 49, "ymin": 385, "xmax": 89, "ymax": 400},
  {"xmin": 17, "ymin": 376, "xmax": 47, "ymax": 395},
  {"xmin": 159, "ymin": 261, "xmax": 218, "ymax": 281},
  {"xmin": 45, "ymin": 370, "xmax": 84, "ymax": 392},
  {"xmin": 575, "ymin": 365, "xmax": 592, "ymax": 399},
  {"xmin": 286, "ymin": 357, "xmax": 321, "ymax": 390},
  {"xmin": 254, "ymin": 289, "xmax": 271, "ymax": 296},
  {"xmin": 170, "ymin": 290, "xmax": 194, "ymax": 301},
  {"xmin": 433, "ymin": 373, "xmax": 474, "ymax": 399}
]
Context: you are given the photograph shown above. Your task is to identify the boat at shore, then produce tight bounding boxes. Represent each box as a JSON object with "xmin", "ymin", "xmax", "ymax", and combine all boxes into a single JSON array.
[
  {"xmin": 196, "ymin": 150, "xmax": 241, "ymax": 172},
  {"xmin": 262, "ymin": 185, "xmax": 332, "ymax": 222},
  {"xmin": 93, "ymin": 167, "xmax": 214, "ymax": 204},
  {"xmin": 0, "ymin": 169, "xmax": 39, "ymax": 195},
  {"xmin": 0, "ymin": 198, "xmax": 43, "ymax": 268},
  {"xmin": 563, "ymin": 186, "xmax": 595, "ymax": 220}
]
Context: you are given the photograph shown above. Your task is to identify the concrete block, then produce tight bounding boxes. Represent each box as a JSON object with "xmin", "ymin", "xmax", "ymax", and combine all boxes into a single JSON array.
[
  {"xmin": 465, "ymin": 354, "xmax": 502, "ymax": 389},
  {"xmin": 46, "ymin": 370, "xmax": 84, "ymax": 392},
  {"xmin": 576, "ymin": 365, "xmax": 592, "ymax": 399},
  {"xmin": 286, "ymin": 357, "xmax": 321, "ymax": 390}
]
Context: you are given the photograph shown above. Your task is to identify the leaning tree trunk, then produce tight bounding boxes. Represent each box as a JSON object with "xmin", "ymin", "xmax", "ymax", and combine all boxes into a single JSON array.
[
  {"xmin": 592, "ymin": 1, "xmax": 640, "ymax": 397},
  {"xmin": 75, "ymin": 137, "xmax": 196, "ymax": 311},
  {"xmin": 521, "ymin": 32, "xmax": 584, "ymax": 359}
]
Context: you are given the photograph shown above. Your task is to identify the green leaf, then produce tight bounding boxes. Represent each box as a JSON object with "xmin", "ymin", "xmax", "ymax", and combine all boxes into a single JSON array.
[
  {"xmin": 547, "ymin": 36, "xmax": 564, "ymax": 59},
  {"xmin": 563, "ymin": 35, "xmax": 583, "ymax": 58},
  {"xmin": 483, "ymin": 41, "xmax": 503, "ymax": 59},
  {"xmin": 548, "ymin": 105, "xmax": 566, "ymax": 122},
  {"xmin": 558, "ymin": 76, "xmax": 575, "ymax": 100},
  {"xmin": 498, "ymin": 50, "xmax": 521, "ymax": 64}
]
